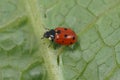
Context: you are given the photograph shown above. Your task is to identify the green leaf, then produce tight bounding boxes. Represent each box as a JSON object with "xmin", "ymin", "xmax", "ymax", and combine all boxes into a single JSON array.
[{"xmin": 0, "ymin": 0, "xmax": 120, "ymax": 80}]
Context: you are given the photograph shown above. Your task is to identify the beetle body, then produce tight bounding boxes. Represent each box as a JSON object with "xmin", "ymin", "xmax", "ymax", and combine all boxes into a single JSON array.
[{"xmin": 43, "ymin": 27, "xmax": 77, "ymax": 46}]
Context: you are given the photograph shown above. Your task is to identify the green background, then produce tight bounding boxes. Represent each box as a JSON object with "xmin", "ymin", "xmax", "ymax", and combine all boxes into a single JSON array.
[{"xmin": 0, "ymin": 0, "xmax": 120, "ymax": 80}]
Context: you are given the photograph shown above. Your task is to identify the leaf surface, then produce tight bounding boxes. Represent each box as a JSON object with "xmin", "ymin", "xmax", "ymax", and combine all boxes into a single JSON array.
[{"xmin": 0, "ymin": 0, "xmax": 120, "ymax": 80}]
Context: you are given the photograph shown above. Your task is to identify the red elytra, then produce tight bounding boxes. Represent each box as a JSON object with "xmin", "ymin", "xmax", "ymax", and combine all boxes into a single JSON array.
[
  {"xmin": 43, "ymin": 27, "xmax": 77, "ymax": 46},
  {"xmin": 54, "ymin": 27, "xmax": 77, "ymax": 45}
]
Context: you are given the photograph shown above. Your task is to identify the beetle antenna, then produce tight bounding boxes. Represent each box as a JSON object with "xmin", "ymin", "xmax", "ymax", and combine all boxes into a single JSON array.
[
  {"xmin": 41, "ymin": 36, "xmax": 44, "ymax": 39},
  {"xmin": 44, "ymin": 27, "xmax": 49, "ymax": 30}
]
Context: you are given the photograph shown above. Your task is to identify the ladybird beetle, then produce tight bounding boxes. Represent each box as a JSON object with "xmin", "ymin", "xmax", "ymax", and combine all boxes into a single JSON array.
[{"xmin": 43, "ymin": 27, "xmax": 77, "ymax": 46}]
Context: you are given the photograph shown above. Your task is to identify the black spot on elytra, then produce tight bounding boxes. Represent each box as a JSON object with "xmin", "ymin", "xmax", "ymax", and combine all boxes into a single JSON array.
[
  {"xmin": 64, "ymin": 28, "xmax": 68, "ymax": 30},
  {"xmin": 70, "ymin": 42, "xmax": 73, "ymax": 44},
  {"xmin": 64, "ymin": 34, "xmax": 68, "ymax": 38},
  {"xmin": 73, "ymin": 36, "xmax": 75, "ymax": 40},
  {"xmin": 62, "ymin": 41, "xmax": 64, "ymax": 43},
  {"xmin": 56, "ymin": 30, "xmax": 61, "ymax": 34}
]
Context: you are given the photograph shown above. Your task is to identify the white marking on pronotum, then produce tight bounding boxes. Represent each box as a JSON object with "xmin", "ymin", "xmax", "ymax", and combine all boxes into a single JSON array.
[
  {"xmin": 56, "ymin": 33, "xmax": 58, "ymax": 35},
  {"xmin": 49, "ymin": 37, "xmax": 52, "ymax": 40},
  {"xmin": 50, "ymin": 35, "xmax": 54, "ymax": 38}
]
